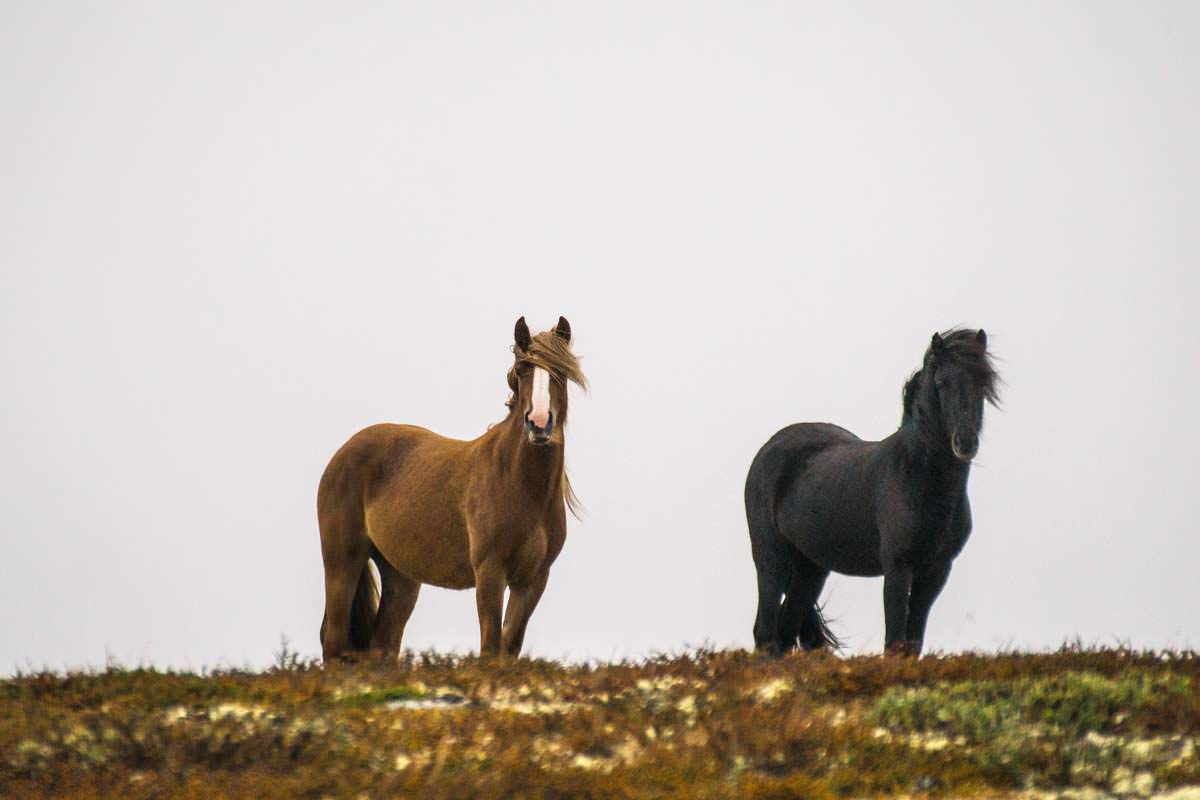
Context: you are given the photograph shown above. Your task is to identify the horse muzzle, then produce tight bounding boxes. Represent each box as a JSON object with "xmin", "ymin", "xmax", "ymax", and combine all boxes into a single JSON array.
[
  {"xmin": 951, "ymin": 432, "xmax": 978, "ymax": 462},
  {"xmin": 525, "ymin": 411, "xmax": 555, "ymax": 445}
]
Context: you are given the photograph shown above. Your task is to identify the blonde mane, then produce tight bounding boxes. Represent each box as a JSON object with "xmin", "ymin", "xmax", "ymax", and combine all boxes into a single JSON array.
[{"xmin": 507, "ymin": 330, "xmax": 589, "ymax": 395}]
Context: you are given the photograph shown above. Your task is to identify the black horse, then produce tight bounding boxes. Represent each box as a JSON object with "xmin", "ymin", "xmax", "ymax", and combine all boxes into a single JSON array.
[{"xmin": 745, "ymin": 329, "xmax": 999, "ymax": 656}]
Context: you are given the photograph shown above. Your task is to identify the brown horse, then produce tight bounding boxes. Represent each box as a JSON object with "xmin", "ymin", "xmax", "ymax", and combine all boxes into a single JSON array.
[{"xmin": 318, "ymin": 317, "xmax": 587, "ymax": 661}]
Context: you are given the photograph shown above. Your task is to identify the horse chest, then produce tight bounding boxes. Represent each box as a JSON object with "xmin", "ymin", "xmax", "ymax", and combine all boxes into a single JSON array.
[{"xmin": 900, "ymin": 493, "xmax": 970, "ymax": 567}]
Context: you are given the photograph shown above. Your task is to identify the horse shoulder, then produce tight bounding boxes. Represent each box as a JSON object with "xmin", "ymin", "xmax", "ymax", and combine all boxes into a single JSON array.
[{"xmin": 875, "ymin": 474, "xmax": 921, "ymax": 562}]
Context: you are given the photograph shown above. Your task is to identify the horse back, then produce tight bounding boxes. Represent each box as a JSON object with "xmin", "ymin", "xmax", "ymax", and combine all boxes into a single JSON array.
[
  {"xmin": 319, "ymin": 424, "xmax": 463, "ymax": 503},
  {"xmin": 749, "ymin": 423, "xmax": 863, "ymax": 487}
]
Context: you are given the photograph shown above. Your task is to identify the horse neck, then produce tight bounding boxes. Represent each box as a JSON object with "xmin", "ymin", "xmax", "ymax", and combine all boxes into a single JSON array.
[
  {"xmin": 892, "ymin": 409, "xmax": 971, "ymax": 496},
  {"xmin": 484, "ymin": 410, "xmax": 565, "ymax": 501}
]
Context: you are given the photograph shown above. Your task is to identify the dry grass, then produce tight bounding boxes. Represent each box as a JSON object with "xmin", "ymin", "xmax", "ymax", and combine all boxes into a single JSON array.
[{"xmin": 2, "ymin": 646, "xmax": 1198, "ymax": 798}]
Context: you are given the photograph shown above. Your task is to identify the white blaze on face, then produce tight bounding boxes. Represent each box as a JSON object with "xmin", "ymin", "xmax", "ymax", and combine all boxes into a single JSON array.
[{"xmin": 529, "ymin": 367, "xmax": 551, "ymax": 429}]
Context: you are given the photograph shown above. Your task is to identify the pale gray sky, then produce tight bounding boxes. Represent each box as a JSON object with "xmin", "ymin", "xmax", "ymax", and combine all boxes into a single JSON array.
[{"xmin": 2, "ymin": 2, "xmax": 1197, "ymax": 672}]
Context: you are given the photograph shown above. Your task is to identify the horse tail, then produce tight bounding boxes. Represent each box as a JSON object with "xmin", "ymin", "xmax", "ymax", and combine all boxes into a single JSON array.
[
  {"xmin": 317, "ymin": 559, "xmax": 379, "ymax": 653},
  {"xmin": 348, "ymin": 561, "xmax": 380, "ymax": 651},
  {"xmin": 799, "ymin": 601, "xmax": 842, "ymax": 651},
  {"xmin": 779, "ymin": 569, "xmax": 842, "ymax": 652}
]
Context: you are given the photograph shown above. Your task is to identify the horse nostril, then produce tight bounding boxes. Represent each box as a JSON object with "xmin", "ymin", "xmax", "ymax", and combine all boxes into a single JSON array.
[
  {"xmin": 952, "ymin": 434, "xmax": 978, "ymax": 459},
  {"xmin": 527, "ymin": 407, "xmax": 550, "ymax": 430},
  {"xmin": 525, "ymin": 411, "xmax": 554, "ymax": 439}
]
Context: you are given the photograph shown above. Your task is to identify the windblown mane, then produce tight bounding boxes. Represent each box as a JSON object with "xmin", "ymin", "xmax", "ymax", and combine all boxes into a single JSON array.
[
  {"xmin": 928, "ymin": 328, "xmax": 1001, "ymax": 406},
  {"xmin": 504, "ymin": 329, "xmax": 589, "ymax": 518},
  {"xmin": 901, "ymin": 369, "xmax": 923, "ymax": 423},
  {"xmin": 511, "ymin": 330, "xmax": 589, "ymax": 393}
]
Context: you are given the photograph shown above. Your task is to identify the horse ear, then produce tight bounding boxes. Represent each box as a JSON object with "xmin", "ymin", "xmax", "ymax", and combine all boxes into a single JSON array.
[
  {"xmin": 930, "ymin": 332, "xmax": 945, "ymax": 356},
  {"xmin": 514, "ymin": 316, "xmax": 531, "ymax": 352},
  {"xmin": 555, "ymin": 316, "xmax": 572, "ymax": 343},
  {"xmin": 976, "ymin": 329, "xmax": 987, "ymax": 348}
]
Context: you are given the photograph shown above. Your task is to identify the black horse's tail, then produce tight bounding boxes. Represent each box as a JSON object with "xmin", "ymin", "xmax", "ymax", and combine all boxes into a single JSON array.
[
  {"xmin": 347, "ymin": 562, "xmax": 380, "ymax": 650},
  {"xmin": 319, "ymin": 561, "xmax": 380, "ymax": 653},
  {"xmin": 798, "ymin": 601, "xmax": 842, "ymax": 651},
  {"xmin": 779, "ymin": 573, "xmax": 842, "ymax": 652}
]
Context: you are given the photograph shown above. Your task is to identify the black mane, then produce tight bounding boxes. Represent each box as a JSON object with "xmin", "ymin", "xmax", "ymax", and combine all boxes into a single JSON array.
[{"xmin": 901, "ymin": 369, "xmax": 923, "ymax": 423}]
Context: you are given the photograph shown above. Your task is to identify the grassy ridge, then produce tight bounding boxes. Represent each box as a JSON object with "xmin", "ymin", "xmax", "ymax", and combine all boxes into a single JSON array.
[{"xmin": 2, "ymin": 647, "xmax": 1198, "ymax": 798}]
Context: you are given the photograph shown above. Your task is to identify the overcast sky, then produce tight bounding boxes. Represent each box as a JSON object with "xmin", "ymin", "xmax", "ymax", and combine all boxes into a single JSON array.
[{"xmin": 2, "ymin": 2, "xmax": 1197, "ymax": 673}]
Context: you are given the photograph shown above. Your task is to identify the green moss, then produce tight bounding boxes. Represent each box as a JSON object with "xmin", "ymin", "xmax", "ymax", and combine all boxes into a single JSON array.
[
  {"xmin": 869, "ymin": 670, "xmax": 1190, "ymax": 741},
  {"xmin": 332, "ymin": 686, "xmax": 429, "ymax": 707}
]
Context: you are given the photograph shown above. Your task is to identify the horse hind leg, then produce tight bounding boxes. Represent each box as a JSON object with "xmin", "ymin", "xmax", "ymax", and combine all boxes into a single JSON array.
[
  {"xmin": 319, "ymin": 504, "xmax": 375, "ymax": 662},
  {"xmin": 370, "ymin": 546, "xmax": 421, "ymax": 657},
  {"xmin": 320, "ymin": 555, "xmax": 375, "ymax": 661},
  {"xmin": 750, "ymin": 510, "xmax": 799, "ymax": 654},
  {"xmin": 751, "ymin": 520, "xmax": 830, "ymax": 654},
  {"xmin": 752, "ymin": 550, "xmax": 791, "ymax": 654},
  {"xmin": 779, "ymin": 553, "xmax": 834, "ymax": 651}
]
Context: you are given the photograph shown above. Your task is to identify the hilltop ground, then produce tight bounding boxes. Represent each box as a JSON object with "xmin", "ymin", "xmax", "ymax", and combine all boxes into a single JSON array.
[{"xmin": 2, "ymin": 646, "xmax": 1198, "ymax": 799}]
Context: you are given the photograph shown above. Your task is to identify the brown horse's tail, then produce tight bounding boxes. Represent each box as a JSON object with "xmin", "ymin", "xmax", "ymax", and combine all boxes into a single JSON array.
[{"xmin": 319, "ymin": 561, "xmax": 380, "ymax": 653}]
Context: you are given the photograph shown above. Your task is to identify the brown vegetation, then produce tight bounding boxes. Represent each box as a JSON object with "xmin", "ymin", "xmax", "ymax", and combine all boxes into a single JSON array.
[{"xmin": 2, "ymin": 646, "xmax": 1197, "ymax": 798}]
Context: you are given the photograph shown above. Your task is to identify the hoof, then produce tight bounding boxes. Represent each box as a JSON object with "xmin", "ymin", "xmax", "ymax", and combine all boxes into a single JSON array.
[
  {"xmin": 884, "ymin": 640, "xmax": 921, "ymax": 657},
  {"xmin": 754, "ymin": 643, "xmax": 787, "ymax": 659}
]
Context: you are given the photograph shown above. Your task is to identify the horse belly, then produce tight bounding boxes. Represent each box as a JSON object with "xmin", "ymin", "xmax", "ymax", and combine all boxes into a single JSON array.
[
  {"xmin": 364, "ymin": 488, "xmax": 476, "ymax": 590},
  {"xmin": 785, "ymin": 515, "xmax": 883, "ymax": 577},
  {"xmin": 779, "ymin": 480, "xmax": 884, "ymax": 577}
]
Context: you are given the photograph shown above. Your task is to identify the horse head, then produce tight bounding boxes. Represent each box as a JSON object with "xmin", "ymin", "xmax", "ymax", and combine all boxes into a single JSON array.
[
  {"xmin": 508, "ymin": 316, "xmax": 588, "ymax": 446},
  {"xmin": 917, "ymin": 328, "xmax": 1000, "ymax": 462}
]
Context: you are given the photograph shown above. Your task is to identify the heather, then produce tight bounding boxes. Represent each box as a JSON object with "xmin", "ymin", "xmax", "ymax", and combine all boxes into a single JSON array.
[{"xmin": 3, "ymin": 646, "xmax": 1197, "ymax": 799}]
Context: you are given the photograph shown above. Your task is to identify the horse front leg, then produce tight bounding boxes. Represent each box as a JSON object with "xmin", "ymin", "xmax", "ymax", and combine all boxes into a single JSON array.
[
  {"xmin": 501, "ymin": 569, "xmax": 550, "ymax": 657},
  {"xmin": 882, "ymin": 565, "xmax": 915, "ymax": 655},
  {"xmin": 905, "ymin": 562, "xmax": 953, "ymax": 656},
  {"xmin": 473, "ymin": 559, "xmax": 506, "ymax": 657}
]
